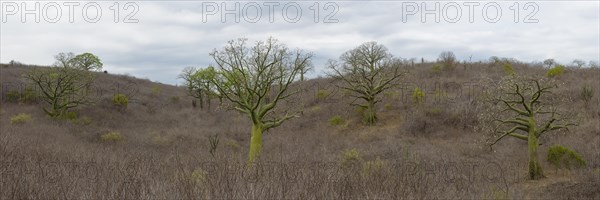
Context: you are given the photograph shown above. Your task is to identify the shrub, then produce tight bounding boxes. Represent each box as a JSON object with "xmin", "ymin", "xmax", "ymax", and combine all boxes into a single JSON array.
[
  {"xmin": 547, "ymin": 145, "xmax": 586, "ymax": 169},
  {"xmin": 329, "ymin": 115, "xmax": 345, "ymax": 126},
  {"xmin": 489, "ymin": 186, "xmax": 509, "ymax": 200},
  {"xmin": 170, "ymin": 96, "xmax": 180, "ymax": 102},
  {"xmin": 190, "ymin": 168, "xmax": 207, "ymax": 185},
  {"xmin": 412, "ymin": 87, "xmax": 425, "ymax": 104},
  {"xmin": 503, "ymin": 63, "xmax": 515, "ymax": 76},
  {"xmin": 316, "ymin": 89, "xmax": 329, "ymax": 101},
  {"xmin": 19, "ymin": 86, "xmax": 38, "ymax": 103},
  {"xmin": 431, "ymin": 64, "xmax": 442, "ymax": 74},
  {"xmin": 100, "ymin": 131, "xmax": 124, "ymax": 143},
  {"xmin": 339, "ymin": 148, "xmax": 363, "ymax": 169},
  {"xmin": 545, "ymin": 65, "xmax": 565, "ymax": 77},
  {"xmin": 151, "ymin": 133, "xmax": 173, "ymax": 146},
  {"xmin": 151, "ymin": 86, "xmax": 162, "ymax": 96},
  {"xmin": 10, "ymin": 113, "xmax": 32, "ymax": 125},
  {"xmin": 5, "ymin": 90, "xmax": 20, "ymax": 102},
  {"xmin": 112, "ymin": 93, "xmax": 129, "ymax": 109},
  {"xmin": 62, "ymin": 111, "xmax": 77, "ymax": 120},
  {"xmin": 580, "ymin": 86, "xmax": 593, "ymax": 103},
  {"xmin": 384, "ymin": 103, "xmax": 393, "ymax": 110},
  {"xmin": 362, "ymin": 157, "xmax": 387, "ymax": 177},
  {"xmin": 439, "ymin": 51, "xmax": 456, "ymax": 71},
  {"xmin": 434, "ymin": 88, "xmax": 447, "ymax": 102}
]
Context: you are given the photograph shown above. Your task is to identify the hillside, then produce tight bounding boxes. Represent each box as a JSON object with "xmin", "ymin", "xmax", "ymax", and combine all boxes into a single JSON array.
[{"xmin": 0, "ymin": 62, "xmax": 599, "ymax": 199}]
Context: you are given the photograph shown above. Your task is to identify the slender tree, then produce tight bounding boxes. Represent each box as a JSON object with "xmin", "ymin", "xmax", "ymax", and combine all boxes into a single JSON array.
[
  {"xmin": 54, "ymin": 52, "xmax": 75, "ymax": 68},
  {"xmin": 209, "ymin": 38, "xmax": 312, "ymax": 163},
  {"xmin": 179, "ymin": 66, "xmax": 218, "ymax": 109},
  {"xmin": 481, "ymin": 76, "xmax": 576, "ymax": 180},
  {"xmin": 329, "ymin": 41, "xmax": 406, "ymax": 126}
]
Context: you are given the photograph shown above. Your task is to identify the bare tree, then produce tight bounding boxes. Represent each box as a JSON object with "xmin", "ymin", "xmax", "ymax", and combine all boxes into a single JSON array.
[
  {"xmin": 543, "ymin": 59, "xmax": 555, "ymax": 68},
  {"xmin": 439, "ymin": 51, "xmax": 456, "ymax": 70},
  {"xmin": 480, "ymin": 76, "xmax": 576, "ymax": 180},
  {"xmin": 209, "ymin": 38, "xmax": 312, "ymax": 163},
  {"xmin": 299, "ymin": 59, "xmax": 314, "ymax": 81},
  {"xmin": 588, "ymin": 61, "xmax": 598, "ymax": 68},
  {"xmin": 329, "ymin": 41, "xmax": 406, "ymax": 126},
  {"xmin": 571, "ymin": 59, "xmax": 586, "ymax": 68},
  {"xmin": 54, "ymin": 52, "xmax": 75, "ymax": 68}
]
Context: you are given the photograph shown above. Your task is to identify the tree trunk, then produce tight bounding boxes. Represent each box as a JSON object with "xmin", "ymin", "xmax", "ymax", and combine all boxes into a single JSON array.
[
  {"xmin": 363, "ymin": 99, "xmax": 377, "ymax": 126},
  {"xmin": 248, "ymin": 123, "xmax": 263, "ymax": 164},
  {"xmin": 528, "ymin": 119, "xmax": 544, "ymax": 180}
]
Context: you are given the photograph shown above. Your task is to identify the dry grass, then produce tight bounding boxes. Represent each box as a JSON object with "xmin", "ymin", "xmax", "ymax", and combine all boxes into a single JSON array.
[{"xmin": 0, "ymin": 62, "xmax": 599, "ymax": 199}]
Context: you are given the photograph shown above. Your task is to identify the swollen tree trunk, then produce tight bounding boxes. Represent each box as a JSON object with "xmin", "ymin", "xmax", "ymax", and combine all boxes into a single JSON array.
[
  {"xmin": 248, "ymin": 123, "xmax": 263, "ymax": 163},
  {"xmin": 528, "ymin": 117, "xmax": 544, "ymax": 180},
  {"xmin": 363, "ymin": 99, "xmax": 377, "ymax": 126}
]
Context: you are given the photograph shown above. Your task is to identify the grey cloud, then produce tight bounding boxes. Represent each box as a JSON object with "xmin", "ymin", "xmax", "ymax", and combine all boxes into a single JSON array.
[{"xmin": 1, "ymin": 1, "xmax": 598, "ymax": 85}]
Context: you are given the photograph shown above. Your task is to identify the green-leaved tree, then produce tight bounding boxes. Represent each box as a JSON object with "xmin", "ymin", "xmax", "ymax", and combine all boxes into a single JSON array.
[
  {"xmin": 179, "ymin": 66, "xmax": 219, "ymax": 109},
  {"xmin": 209, "ymin": 38, "xmax": 312, "ymax": 163}
]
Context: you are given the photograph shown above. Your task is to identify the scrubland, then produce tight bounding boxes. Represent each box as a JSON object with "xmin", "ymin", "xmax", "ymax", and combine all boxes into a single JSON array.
[{"xmin": 0, "ymin": 61, "xmax": 599, "ymax": 199}]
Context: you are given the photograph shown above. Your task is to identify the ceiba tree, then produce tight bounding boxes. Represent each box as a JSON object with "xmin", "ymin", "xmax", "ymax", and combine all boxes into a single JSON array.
[
  {"xmin": 482, "ymin": 76, "xmax": 576, "ymax": 180},
  {"xmin": 209, "ymin": 37, "xmax": 312, "ymax": 163},
  {"xmin": 329, "ymin": 41, "xmax": 406, "ymax": 125}
]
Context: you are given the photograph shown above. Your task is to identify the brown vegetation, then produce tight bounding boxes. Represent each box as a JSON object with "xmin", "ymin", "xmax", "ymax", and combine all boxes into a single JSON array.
[{"xmin": 0, "ymin": 58, "xmax": 599, "ymax": 199}]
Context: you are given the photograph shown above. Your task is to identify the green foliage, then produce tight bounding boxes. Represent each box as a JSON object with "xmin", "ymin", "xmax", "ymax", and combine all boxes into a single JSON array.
[
  {"xmin": 190, "ymin": 168, "xmax": 207, "ymax": 185},
  {"xmin": 151, "ymin": 86, "xmax": 162, "ymax": 96},
  {"xmin": 545, "ymin": 65, "xmax": 565, "ymax": 77},
  {"xmin": 151, "ymin": 132, "xmax": 173, "ymax": 147},
  {"xmin": 547, "ymin": 145, "xmax": 586, "ymax": 169},
  {"xmin": 316, "ymin": 89, "xmax": 330, "ymax": 101},
  {"xmin": 10, "ymin": 113, "xmax": 32, "ymax": 125},
  {"xmin": 62, "ymin": 111, "xmax": 77, "ymax": 120},
  {"xmin": 580, "ymin": 86, "xmax": 593, "ymax": 103},
  {"xmin": 489, "ymin": 186, "xmax": 509, "ymax": 200},
  {"xmin": 384, "ymin": 103, "xmax": 393, "ymax": 110},
  {"xmin": 412, "ymin": 87, "xmax": 425, "ymax": 104},
  {"xmin": 339, "ymin": 148, "xmax": 363, "ymax": 169},
  {"xmin": 362, "ymin": 108, "xmax": 377, "ymax": 126},
  {"xmin": 425, "ymin": 106, "xmax": 444, "ymax": 116},
  {"xmin": 21, "ymin": 87, "xmax": 37, "ymax": 103},
  {"xmin": 5, "ymin": 90, "xmax": 20, "ymax": 102},
  {"xmin": 431, "ymin": 64, "xmax": 442, "ymax": 74},
  {"xmin": 362, "ymin": 157, "xmax": 387, "ymax": 177},
  {"xmin": 4, "ymin": 88, "xmax": 37, "ymax": 103},
  {"xmin": 24, "ymin": 65, "xmax": 95, "ymax": 117},
  {"xmin": 503, "ymin": 63, "xmax": 515, "ymax": 76},
  {"xmin": 100, "ymin": 131, "xmax": 124, "ymax": 143},
  {"xmin": 329, "ymin": 115, "xmax": 345, "ymax": 126},
  {"xmin": 112, "ymin": 93, "xmax": 129, "ymax": 108},
  {"xmin": 71, "ymin": 53, "xmax": 103, "ymax": 71}
]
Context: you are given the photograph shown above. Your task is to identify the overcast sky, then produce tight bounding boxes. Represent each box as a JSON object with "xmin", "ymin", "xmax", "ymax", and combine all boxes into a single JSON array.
[{"xmin": 1, "ymin": 1, "xmax": 599, "ymax": 85}]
